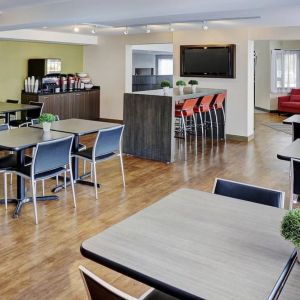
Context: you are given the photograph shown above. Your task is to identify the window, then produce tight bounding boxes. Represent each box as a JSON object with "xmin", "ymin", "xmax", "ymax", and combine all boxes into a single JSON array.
[
  {"xmin": 271, "ymin": 50, "xmax": 300, "ymax": 93},
  {"xmin": 157, "ymin": 56, "xmax": 173, "ymax": 75}
]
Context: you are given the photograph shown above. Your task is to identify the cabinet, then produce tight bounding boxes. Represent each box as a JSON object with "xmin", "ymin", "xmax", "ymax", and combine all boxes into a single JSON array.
[{"xmin": 21, "ymin": 89, "xmax": 100, "ymax": 120}]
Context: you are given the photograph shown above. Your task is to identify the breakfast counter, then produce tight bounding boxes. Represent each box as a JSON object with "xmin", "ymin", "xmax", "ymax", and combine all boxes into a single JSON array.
[{"xmin": 123, "ymin": 87, "xmax": 226, "ymax": 163}]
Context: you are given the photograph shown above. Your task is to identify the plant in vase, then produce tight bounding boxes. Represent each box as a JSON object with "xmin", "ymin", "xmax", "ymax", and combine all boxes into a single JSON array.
[
  {"xmin": 38, "ymin": 113, "xmax": 56, "ymax": 132},
  {"xmin": 188, "ymin": 80, "xmax": 198, "ymax": 93},
  {"xmin": 176, "ymin": 80, "xmax": 186, "ymax": 94},
  {"xmin": 281, "ymin": 208, "xmax": 300, "ymax": 262},
  {"xmin": 161, "ymin": 80, "xmax": 171, "ymax": 94}
]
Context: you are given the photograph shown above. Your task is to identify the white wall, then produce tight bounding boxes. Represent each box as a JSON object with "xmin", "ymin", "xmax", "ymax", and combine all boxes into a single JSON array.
[
  {"xmin": 84, "ymin": 32, "xmax": 172, "ymax": 120},
  {"xmin": 173, "ymin": 28, "xmax": 254, "ymax": 138}
]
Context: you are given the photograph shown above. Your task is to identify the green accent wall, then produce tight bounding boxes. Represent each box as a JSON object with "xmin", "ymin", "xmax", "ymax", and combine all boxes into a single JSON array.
[{"xmin": 0, "ymin": 40, "xmax": 83, "ymax": 102}]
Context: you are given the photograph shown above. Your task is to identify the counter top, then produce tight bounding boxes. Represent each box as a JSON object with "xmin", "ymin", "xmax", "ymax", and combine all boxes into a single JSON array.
[
  {"xmin": 22, "ymin": 86, "xmax": 100, "ymax": 96},
  {"xmin": 128, "ymin": 87, "xmax": 225, "ymax": 101}
]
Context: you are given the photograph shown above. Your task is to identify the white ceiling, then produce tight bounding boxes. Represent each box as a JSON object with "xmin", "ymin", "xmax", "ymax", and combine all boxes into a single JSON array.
[{"xmin": 0, "ymin": 0, "xmax": 300, "ymax": 35}]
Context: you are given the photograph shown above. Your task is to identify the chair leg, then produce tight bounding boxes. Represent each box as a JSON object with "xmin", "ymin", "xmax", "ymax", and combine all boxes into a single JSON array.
[
  {"xmin": 56, "ymin": 175, "xmax": 59, "ymax": 186},
  {"xmin": 10, "ymin": 173, "xmax": 13, "ymax": 185},
  {"xmin": 42, "ymin": 180, "xmax": 45, "ymax": 196},
  {"xmin": 198, "ymin": 110, "xmax": 204, "ymax": 137},
  {"xmin": 31, "ymin": 180, "xmax": 38, "ymax": 225},
  {"xmin": 68, "ymin": 166, "xmax": 77, "ymax": 208},
  {"xmin": 90, "ymin": 162, "xmax": 93, "ymax": 180},
  {"xmin": 208, "ymin": 110, "xmax": 213, "ymax": 139},
  {"xmin": 92, "ymin": 162, "xmax": 98, "ymax": 199},
  {"xmin": 214, "ymin": 107, "xmax": 219, "ymax": 139},
  {"xmin": 83, "ymin": 160, "xmax": 86, "ymax": 175},
  {"xmin": 192, "ymin": 113, "xmax": 197, "ymax": 136},
  {"xmin": 4, "ymin": 173, "xmax": 7, "ymax": 210},
  {"xmin": 64, "ymin": 171, "xmax": 67, "ymax": 189},
  {"xmin": 119, "ymin": 154, "xmax": 126, "ymax": 187},
  {"xmin": 181, "ymin": 112, "xmax": 187, "ymax": 140}
]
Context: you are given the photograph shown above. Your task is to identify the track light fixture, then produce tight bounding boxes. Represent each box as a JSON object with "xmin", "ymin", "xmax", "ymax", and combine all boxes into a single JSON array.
[
  {"xmin": 202, "ymin": 21, "xmax": 208, "ymax": 30},
  {"xmin": 146, "ymin": 25, "xmax": 151, "ymax": 33},
  {"xmin": 124, "ymin": 26, "xmax": 129, "ymax": 35},
  {"xmin": 169, "ymin": 24, "xmax": 174, "ymax": 32},
  {"xmin": 74, "ymin": 25, "xmax": 79, "ymax": 32}
]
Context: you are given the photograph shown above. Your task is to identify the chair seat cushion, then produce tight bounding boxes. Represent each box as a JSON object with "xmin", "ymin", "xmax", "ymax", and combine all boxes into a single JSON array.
[
  {"xmin": 74, "ymin": 148, "xmax": 116, "ymax": 161},
  {"xmin": 144, "ymin": 289, "xmax": 178, "ymax": 300},
  {"xmin": 15, "ymin": 164, "xmax": 65, "ymax": 179},
  {"xmin": 0, "ymin": 154, "xmax": 32, "ymax": 171},
  {"xmin": 281, "ymin": 102, "xmax": 300, "ymax": 108}
]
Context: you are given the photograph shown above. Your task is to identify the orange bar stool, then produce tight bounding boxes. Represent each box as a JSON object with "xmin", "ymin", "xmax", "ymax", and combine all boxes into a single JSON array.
[
  {"xmin": 211, "ymin": 93, "xmax": 226, "ymax": 139},
  {"xmin": 193, "ymin": 95, "xmax": 214, "ymax": 138},
  {"xmin": 175, "ymin": 98, "xmax": 198, "ymax": 139}
]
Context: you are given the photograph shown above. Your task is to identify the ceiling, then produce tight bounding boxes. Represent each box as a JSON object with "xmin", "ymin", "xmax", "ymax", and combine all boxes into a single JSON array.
[{"xmin": 0, "ymin": 0, "xmax": 300, "ymax": 35}]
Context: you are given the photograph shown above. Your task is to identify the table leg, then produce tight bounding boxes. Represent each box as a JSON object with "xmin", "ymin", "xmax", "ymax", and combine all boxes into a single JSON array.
[{"xmin": 5, "ymin": 112, "xmax": 10, "ymax": 124}]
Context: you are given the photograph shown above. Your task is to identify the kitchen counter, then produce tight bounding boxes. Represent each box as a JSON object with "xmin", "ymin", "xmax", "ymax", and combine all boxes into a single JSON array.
[
  {"xmin": 22, "ymin": 86, "xmax": 100, "ymax": 96},
  {"xmin": 123, "ymin": 88, "xmax": 226, "ymax": 163}
]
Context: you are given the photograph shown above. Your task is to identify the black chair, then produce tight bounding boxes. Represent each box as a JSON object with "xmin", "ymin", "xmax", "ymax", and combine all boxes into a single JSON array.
[
  {"xmin": 9, "ymin": 101, "xmax": 44, "ymax": 128},
  {"xmin": 12, "ymin": 135, "xmax": 76, "ymax": 224},
  {"xmin": 292, "ymin": 122, "xmax": 300, "ymax": 141},
  {"xmin": 79, "ymin": 265, "xmax": 177, "ymax": 300},
  {"xmin": 73, "ymin": 125, "xmax": 125, "ymax": 199},
  {"xmin": 213, "ymin": 178, "xmax": 284, "ymax": 208},
  {"xmin": 290, "ymin": 158, "xmax": 300, "ymax": 210}
]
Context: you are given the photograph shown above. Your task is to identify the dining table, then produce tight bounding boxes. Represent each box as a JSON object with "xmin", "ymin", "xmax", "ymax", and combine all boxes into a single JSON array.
[
  {"xmin": 277, "ymin": 139, "xmax": 300, "ymax": 161},
  {"xmin": 0, "ymin": 127, "xmax": 72, "ymax": 218},
  {"xmin": 80, "ymin": 188, "xmax": 295, "ymax": 300},
  {"xmin": 282, "ymin": 114, "xmax": 300, "ymax": 124},
  {"xmin": 32, "ymin": 118, "xmax": 120, "ymax": 192},
  {"xmin": 0, "ymin": 102, "xmax": 39, "ymax": 124}
]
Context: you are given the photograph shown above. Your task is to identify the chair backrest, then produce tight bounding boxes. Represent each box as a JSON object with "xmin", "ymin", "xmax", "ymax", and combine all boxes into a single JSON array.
[
  {"xmin": 6, "ymin": 99, "xmax": 19, "ymax": 104},
  {"xmin": 0, "ymin": 124, "xmax": 9, "ymax": 131},
  {"xmin": 79, "ymin": 266, "xmax": 137, "ymax": 300},
  {"xmin": 292, "ymin": 122, "xmax": 300, "ymax": 141},
  {"xmin": 32, "ymin": 135, "xmax": 73, "ymax": 177},
  {"xmin": 213, "ymin": 178, "xmax": 284, "ymax": 208},
  {"xmin": 93, "ymin": 125, "xmax": 124, "ymax": 159},
  {"xmin": 199, "ymin": 95, "xmax": 214, "ymax": 112},
  {"xmin": 27, "ymin": 101, "xmax": 44, "ymax": 119},
  {"xmin": 182, "ymin": 98, "xmax": 198, "ymax": 112},
  {"xmin": 31, "ymin": 118, "xmax": 39, "ymax": 125},
  {"xmin": 214, "ymin": 93, "xmax": 226, "ymax": 109}
]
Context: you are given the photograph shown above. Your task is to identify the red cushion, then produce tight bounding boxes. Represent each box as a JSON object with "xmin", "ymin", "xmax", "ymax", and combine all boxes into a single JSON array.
[
  {"xmin": 281, "ymin": 102, "xmax": 300, "ymax": 108},
  {"xmin": 290, "ymin": 95, "xmax": 300, "ymax": 102}
]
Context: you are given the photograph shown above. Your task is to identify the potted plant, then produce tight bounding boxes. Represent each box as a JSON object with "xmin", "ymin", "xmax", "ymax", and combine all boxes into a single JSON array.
[
  {"xmin": 188, "ymin": 80, "xmax": 198, "ymax": 93},
  {"xmin": 176, "ymin": 80, "xmax": 186, "ymax": 94},
  {"xmin": 38, "ymin": 113, "xmax": 56, "ymax": 132},
  {"xmin": 281, "ymin": 209, "xmax": 300, "ymax": 262},
  {"xmin": 161, "ymin": 80, "xmax": 171, "ymax": 94}
]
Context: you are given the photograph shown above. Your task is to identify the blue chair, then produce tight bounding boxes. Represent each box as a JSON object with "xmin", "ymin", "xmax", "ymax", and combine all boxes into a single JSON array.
[
  {"xmin": 79, "ymin": 265, "xmax": 177, "ymax": 300},
  {"xmin": 212, "ymin": 178, "xmax": 284, "ymax": 208},
  {"xmin": 74, "ymin": 125, "xmax": 125, "ymax": 199},
  {"xmin": 12, "ymin": 135, "xmax": 76, "ymax": 224}
]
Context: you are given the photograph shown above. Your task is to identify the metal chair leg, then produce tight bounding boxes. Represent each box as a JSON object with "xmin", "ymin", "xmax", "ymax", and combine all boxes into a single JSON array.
[
  {"xmin": 56, "ymin": 175, "xmax": 59, "ymax": 186},
  {"xmin": 42, "ymin": 180, "xmax": 45, "ymax": 196},
  {"xmin": 31, "ymin": 180, "xmax": 38, "ymax": 225},
  {"xmin": 10, "ymin": 173, "xmax": 13, "ymax": 185},
  {"xmin": 64, "ymin": 171, "xmax": 67, "ymax": 189},
  {"xmin": 119, "ymin": 154, "xmax": 126, "ymax": 187},
  {"xmin": 213, "ymin": 107, "xmax": 219, "ymax": 139},
  {"xmin": 198, "ymin": 110, "xmax": 204, "ymax": 137},
  {"xmin": 92, "ymin": 162, "xmax": 98, "ymax": 199},
  {"xmin": 208, "ymin": 110, "xmax": 213, "ymax": 139},
  {"xmin": 83, "ymin": 160, "xmax": 86, "ymax": 175},
  {"xmin": 4, "ymin": 173, "xmax": 7, "ymax": 210},
  {"xmin": 192, "ymin": 113, "xmax": 197, "ymax": 135},
  {"xmin": 181, "ymin": 112, "xmax": 187, "ymax": 140},
  {"xmin": 68, "ymin": 163, "xmax": 77, "ymax": 208}
]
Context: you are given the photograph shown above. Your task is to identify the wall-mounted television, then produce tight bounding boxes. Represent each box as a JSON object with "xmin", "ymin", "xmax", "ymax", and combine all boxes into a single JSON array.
[{"xmin": 180, "ymin": 44, "xmax": 236, "ymax": 78}]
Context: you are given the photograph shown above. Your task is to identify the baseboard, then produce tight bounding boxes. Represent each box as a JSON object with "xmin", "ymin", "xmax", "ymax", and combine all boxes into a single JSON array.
[
  {"xmin": 226, "ymin": 134, "xmax": 254, "ymax": 142},
  {"xmin": 98, "ymin": 118, "xmax": 123, "ymax": 124},
  {"xmin": 255, "ymin": 106, "xmax": 278, "ymax": 113}
]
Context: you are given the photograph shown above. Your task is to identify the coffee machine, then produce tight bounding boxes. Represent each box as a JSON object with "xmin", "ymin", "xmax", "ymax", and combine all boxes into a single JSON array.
[{"xmin": 42, "ymin": 74, "xmax": 60, "ymax": 93}]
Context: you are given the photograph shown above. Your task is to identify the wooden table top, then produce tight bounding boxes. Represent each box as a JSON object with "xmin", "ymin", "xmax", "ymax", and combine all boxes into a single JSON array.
[
  {"xmin": 279, "ymin": 262, "xmax": 300, "ymax": 299},
  {"xmin": 0, "ymin": 127, "xmax": 72, "ymax": 151},
  {"xmin": 32, "ymin": 118, "xmax": 120, "ymax": 136},
  {"xmin": 0, "ymin": 102, "xmax": 38, "ymax": 113},
  {"xmin": 283, "ymin": 115, "xmax": 300, "ymax": 124},
  {"xmin": 81, "ymin": 188, "xmax": 294, "ymax": 300},
  {"xmin": 277, "ymin": 139, "xmax": 300, "ymax": 161}
]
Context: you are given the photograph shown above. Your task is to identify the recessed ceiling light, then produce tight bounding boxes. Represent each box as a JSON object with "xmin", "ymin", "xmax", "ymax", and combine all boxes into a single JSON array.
[
  {"xmin": 124, "ymin": 26, "xmax": 129, "ymax": 35},
  {"xmin": 146, "ymin": 25, "xmax": 151, "ymax": 34},
  {"xmin": 74, "ymin": 25, "xmax": 79, "ymax": 32}
]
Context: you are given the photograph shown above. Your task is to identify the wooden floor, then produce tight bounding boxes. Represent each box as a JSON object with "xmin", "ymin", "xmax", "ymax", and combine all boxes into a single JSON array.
[{"xmin": 0, "ymin": 113, "xmax": 294, "ymax": 299}]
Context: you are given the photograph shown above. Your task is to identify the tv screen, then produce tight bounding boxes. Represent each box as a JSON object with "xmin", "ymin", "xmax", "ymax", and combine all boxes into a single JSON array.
[{"xmin": 180, "ymin": 45, "xmax": 236, "ymax": 78}]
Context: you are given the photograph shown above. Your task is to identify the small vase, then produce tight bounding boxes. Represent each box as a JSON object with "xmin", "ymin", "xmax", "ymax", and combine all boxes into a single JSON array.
[
  {"xmin": 192, "ymin": 85, "xmax": 197, "ymax": 93},
  {"xmin": 163, "ymin": 86, "xmax": 169, "ymax": 95},
  {"xmin": 178, "ymin": 86, "xmax": 184, "ymax": 95},
  {"xmin": 42, "ymin": 122, "xmax": 51, "ymax": 132}
]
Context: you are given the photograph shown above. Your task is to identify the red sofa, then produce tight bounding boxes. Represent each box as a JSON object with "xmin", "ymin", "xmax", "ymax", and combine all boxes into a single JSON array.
[{"xmin": 278, "ymin": 89, "xmax": 300, "ymax": 114}]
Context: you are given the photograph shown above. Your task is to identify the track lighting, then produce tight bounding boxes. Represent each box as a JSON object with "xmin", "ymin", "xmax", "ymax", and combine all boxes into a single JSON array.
[
  {"xmin": 202, "ymin": 21, "xmax": 208, "ymax": 30},
  {"xmin": 91, "ymin": 27, "xmax": 96, "ymax": 34},
  {"xmin": 124, "ymin": 26, "xmax": 129, "ymax": 35},
  {"xmin": 169, "ymin": 24, "xmax": 174, "ymax": 32},
  {"xmin": 74, "ymin": 25, "xmax": 79, "ymax": 32},
  {"xmin": 146, "ymin": 25, "xmax": 151, "ymax": 33}
]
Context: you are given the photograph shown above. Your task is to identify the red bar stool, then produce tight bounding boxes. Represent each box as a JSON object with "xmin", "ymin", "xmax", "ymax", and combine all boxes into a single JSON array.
[
  {"xmin": 211, "ymin": 93, "xmax": 226, "ymax": 139},
  {"xmin": 194, "ymin": 95, "xmax": 214, "ymax": 138},
  {"xmin": 175, "ymin": 98, "xmax": 198, "ymax": 140}
]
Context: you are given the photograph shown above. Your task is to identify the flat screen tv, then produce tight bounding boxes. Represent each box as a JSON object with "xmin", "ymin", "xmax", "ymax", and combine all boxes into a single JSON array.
[{"xmin": 180, "ymin": 44, "xmax": 236, "ymax": 78}]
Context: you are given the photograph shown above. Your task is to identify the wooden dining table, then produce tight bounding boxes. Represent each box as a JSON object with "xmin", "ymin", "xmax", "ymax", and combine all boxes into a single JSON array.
[{"xmin": 81, "ymin": 188, "xmax": 295, "ymax": 300}]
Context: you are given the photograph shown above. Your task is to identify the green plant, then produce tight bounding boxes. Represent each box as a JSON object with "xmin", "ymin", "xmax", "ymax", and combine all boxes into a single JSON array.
[
  {"xmin": 161, "ymin": 80, "xmax": 171, "ymax": 88},
  {"xmin": 38, "ymin": 113, "xmax": 56, "ymax": 124},
  {"xmin": 281, "ymin": 209, "xmax": 300, "ymax": 247},
  {"xmin": 176, "ymin": 80, "xmax": 186, "ymax": 86},
  {"xmin": 188, "ymin": 80, "xmax": 198, "ymax": 85}
]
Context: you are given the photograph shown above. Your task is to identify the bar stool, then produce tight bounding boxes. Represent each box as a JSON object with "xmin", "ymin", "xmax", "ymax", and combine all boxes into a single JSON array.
[
  {"xmin": 175, "ymin": 98, "xmax": 198, "ymax": 140},
  {"xmin": 211, "ymin": 93, "xmax": 226, "ymax": 139},
  {"xmin": 193, "ymin": 95, "xmax": 214, "ymax": 138}
]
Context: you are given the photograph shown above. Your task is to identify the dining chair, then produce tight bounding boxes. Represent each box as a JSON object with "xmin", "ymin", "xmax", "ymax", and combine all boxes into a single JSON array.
[
  {"xmin": 12, "ymin": 135, "xmax": 76, "ymax": 224},
  {"xmin": 79, "ymin": 265, "xmax": 178, "ymax": 300},
  {"xmin": 9, "ymin": 101, "xmax": 44, "ymax": 128},
  {"xmin": 73, "ymin": 125, "xmax": 125, "ymax": 199},
  {"xmin": 211, "ymin": 93, "xmax": 226, "ymax": 140},
  {"xmin": 212, "ymin": 178, "xmax": 284, "ymax": 208},
  {"xmin": 289, "ymin": 158, "xmax": 300, "ymax": 210}
]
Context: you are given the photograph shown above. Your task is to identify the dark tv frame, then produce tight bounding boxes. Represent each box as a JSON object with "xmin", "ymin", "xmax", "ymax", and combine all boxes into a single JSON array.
[{"xmin": 180, "ymin": 44, "xmax": 236, "ymax": 78}]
